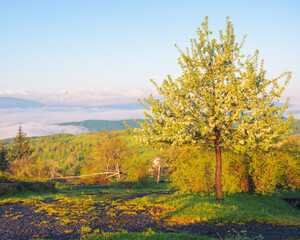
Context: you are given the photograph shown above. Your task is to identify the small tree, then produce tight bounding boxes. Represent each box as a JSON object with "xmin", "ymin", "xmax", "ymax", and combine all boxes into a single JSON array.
[
  {"xmin": 8, "ymin": 126, "xmax": 36, "ymax": 179},
  {"xmin": 123, "ymin": 152, "xmax": 149, "ymax": 184},
  {"xmin": 10, "ymin": 126, "xmax": 34, "ymax": 161},
  {"xmin": 135, "ymin": 17, "xmax": 293, "ymax": 200},
  {"xmin": 86, "ymin": 137, "xmax": 130, "ymax": 175}
]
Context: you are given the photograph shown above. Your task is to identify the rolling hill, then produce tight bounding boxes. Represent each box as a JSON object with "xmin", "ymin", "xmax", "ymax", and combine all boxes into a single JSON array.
[{"xmin": 57, "ymin": 119, "xmax": 144, "ymax": 132}]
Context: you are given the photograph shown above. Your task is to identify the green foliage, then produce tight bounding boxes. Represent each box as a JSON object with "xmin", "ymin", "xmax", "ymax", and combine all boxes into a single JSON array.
[
  {"xmin": 249, "ymin": 151, "xmax": 299, "ymax": 193},
  {"xmin": 134, "ymin": 17, "xmax": 293, "ymax": 199},
  {"xmin": 30, "ymin": 133, "xmax": 96, "ymax": 177},
  {"xmin": 0, "ymin": 144, "xmax": 9, "ymax": 171},
  {"xmin": 135, "ymin": 17, "xmax": 292, "ymax": 150},
  {"xmin": 1, "ymin": 124, "xmax": 298, "ymax": 195},
  {"xmin": 123, "ymin": 153, "xmax": 150, "ymax": 184},
  {"xmin": 79, "ymin": 176, "xmax": 109, "ymax": 185},
  {"xmin": 82, "ymin": 231, "xmax": 215, "ymax": 240},
  {"xmin": 81, "ymin": 225, "xmax": 93, "ymax": 233},
  {"xmin": 0, "ymin": 171, "xmax": 13, "ymax": 183},
  {"xmin": 10, "ymin": 126, "xmax": 34, "ymax": 161},
  {"xmin": 36, "ymin": 159, "xmax": 59, "ymax": 179},
  {"xmin": 82, "ymin": 136, "xmax": 130, "ymax": 175},
  {"xmin": 8, "ymin": 126, "xmax": 37, "ymax": 180},
  {"xmin": 161, "ymin": 143, "xmax": 299, "ymax": 194},
  {"xmin": 162, "ymin": 146, "xmax": 214, "ymax": 192},
  {"xmin": 0, "ymin": 129, "xmax": 158, "ymax": 183},
  {"xmin": 8, "ymin": 156, "xmax": 38, "ymax": 180}
]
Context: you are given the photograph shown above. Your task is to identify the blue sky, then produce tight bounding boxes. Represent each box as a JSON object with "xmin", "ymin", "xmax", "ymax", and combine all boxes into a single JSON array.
[
  {"xmin": 0, "ymin": 0, "xmax": 299, "ymax": 138},
  {"xmin": 0, "ymin": 0, "xmax": 299, "ymax": 103}
]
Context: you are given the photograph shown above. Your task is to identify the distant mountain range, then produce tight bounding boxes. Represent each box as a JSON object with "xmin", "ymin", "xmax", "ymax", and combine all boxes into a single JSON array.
[
  {"xmin": 1, "ymin": 97, "xmax": 299, "ymax": 119},
  {"xmin": 0, "ymin": 97, "xmax": 143, "ymax": 109},
  {"xmin": 57, "ymin": 119, "xmax": 144, "ymax": 132},
  {"xmin": 0, "ymin": 97, "xmax": 47, "ymax": 108}
]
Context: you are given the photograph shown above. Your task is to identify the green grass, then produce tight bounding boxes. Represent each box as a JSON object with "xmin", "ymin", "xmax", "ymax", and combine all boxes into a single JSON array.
[
  {"xmin": 82, "ymin": 230, "xmax": 216, "ymax": 240},
  {"xmin": 36, "ymin": 230, "xmax": 267, "ymax": 240},
  {"xmin": 131, "ymin": 190, "xmax": 300, "ymax": 226}
]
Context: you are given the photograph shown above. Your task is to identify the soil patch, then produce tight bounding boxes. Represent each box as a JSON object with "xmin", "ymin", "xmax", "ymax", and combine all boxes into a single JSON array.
[{"xmin": 0, "ymin": 192, "xmax": 299, "ymax": 240}]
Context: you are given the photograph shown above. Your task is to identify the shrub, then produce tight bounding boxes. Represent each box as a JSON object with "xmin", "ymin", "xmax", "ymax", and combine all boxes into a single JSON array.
[
  {"xmin": 0, "ymin": 171, "xmax": 13, "ymax": 183},
  {"xmin": 162, "ymin": 146, "xmax": 215, "ymax": 192},
  {"xmin": 79, "ymin": 176, "xmax": 110, "ymax": 185},
  {"xmin": 161, "ymin": 143, "xmax": 300, "ymax": 194},
  {"xmin": 123, "ymin": 154, "xmax": 150, "ymax": 184}
]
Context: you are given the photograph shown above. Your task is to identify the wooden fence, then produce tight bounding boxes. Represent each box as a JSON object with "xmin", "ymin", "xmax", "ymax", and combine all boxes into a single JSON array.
[{"xmin": 49, "ymin": 170, "xmax": 120, "ymax": 181}]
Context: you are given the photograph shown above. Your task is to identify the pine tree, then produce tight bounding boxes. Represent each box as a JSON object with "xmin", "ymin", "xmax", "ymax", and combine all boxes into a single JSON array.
[
  {"xmin": 8, "ymin": 126, "xmax": 36, "ymax": 179},
  {"xmin": 10, "ymin": 126, "xmax": 34, "ymax": 161},
  {"xmin": 135, "ymin": 17, "xmax": 293, "ymax": 200}
]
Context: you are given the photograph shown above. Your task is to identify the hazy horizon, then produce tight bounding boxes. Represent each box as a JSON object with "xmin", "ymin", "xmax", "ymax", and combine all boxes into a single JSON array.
[{"xmin": 0, "ymin": 94, "xmax": 299, "ymax": 140}]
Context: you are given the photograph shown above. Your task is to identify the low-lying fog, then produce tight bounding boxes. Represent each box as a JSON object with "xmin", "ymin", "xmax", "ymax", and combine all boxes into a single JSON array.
[{"xmin": 0, "ymin": 106, "xmax": 144, "ymax": 139}]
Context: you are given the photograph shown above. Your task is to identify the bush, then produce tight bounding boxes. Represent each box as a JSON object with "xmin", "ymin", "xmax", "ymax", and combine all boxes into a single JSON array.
[
  {"xmin": 162, "ymin": 146, "xmax": 215, "ymax": 192},
  {"xmin": 0, "ymin": 171, "xmax": 13, "ymax": 183},
  {"xmin": 79, "ymin": 176, "xmax": 110, "ymax": 185},
  {"xmin": 161, "ymin": 143, "xmax": 300, "ymax": 194},
  {"xmin": 17, "ymin": 181, "xmax": 56, "ymax": 193},
  {"xmin": 123, "ymin": 154, "xmax": 150, "ymax": 184}
]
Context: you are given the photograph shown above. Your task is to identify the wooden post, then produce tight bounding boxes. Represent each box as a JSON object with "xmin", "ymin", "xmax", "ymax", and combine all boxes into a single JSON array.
[
  {"xmin": 116, "ymin": 164, "xmax": 120, "ymax": 181},
  {"xmin": 157, "ymin": 164, "xmax": 161, "ymax": 183}
]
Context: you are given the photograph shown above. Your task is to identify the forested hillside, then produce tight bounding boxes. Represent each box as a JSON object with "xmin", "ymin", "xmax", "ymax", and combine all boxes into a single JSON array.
[
  {"xmin": 57, "ymin": 119, "xmax": 144, "ymax": 132},
  {"xmin": 29, "ymin": 130, "xmax": 156, "ymax": 177},
  {"xmin": 1, "ymin": 126, "xmax": 299, "ymax": 194}
]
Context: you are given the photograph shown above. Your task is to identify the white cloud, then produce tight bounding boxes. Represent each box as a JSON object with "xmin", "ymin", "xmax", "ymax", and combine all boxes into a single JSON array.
[
  {"xmin": 0, "ymin": 122, "xmax": 90, "ymax": 139},
  {"xmin": 0, "ymin": 107, "xmax": 145, "ymax": 139},
  {"xmin": 0, "ymin": 87, "xmax": 157, "ymax": 106}
]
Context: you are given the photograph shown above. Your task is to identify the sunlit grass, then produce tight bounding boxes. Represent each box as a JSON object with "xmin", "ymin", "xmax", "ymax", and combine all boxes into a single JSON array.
[{"xmin": 131, "ymin": 191, "xmax": 300, "ymax": 226}]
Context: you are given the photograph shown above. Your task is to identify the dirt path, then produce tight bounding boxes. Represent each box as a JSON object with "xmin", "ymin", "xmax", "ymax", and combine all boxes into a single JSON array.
[{"xmin": 0, "ymin": 192, "xmax": 299, "ymax": 240}]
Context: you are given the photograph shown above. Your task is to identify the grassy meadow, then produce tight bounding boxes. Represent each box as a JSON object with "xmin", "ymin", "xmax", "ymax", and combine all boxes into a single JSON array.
[{"xmin": 1, "ymin": 181, "xmax": 299, "ymax": 239}]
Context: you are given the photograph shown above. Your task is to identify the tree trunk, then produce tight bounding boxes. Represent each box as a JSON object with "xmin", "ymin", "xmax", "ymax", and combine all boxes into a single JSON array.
[
  {"xmin": 244, "ymin": 154, "xmax": 256, "ymax": 194},
  {"xmin": 215, "ymin": 146, "xmax": 224, "ymax": 200},
  {"xmin": 246, "ymin": 172, "xmax": 256, "ymax": 194}
]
